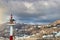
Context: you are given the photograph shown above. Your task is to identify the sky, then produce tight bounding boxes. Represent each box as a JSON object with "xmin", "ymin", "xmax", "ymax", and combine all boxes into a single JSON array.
[{"xmin": 0, "ymin": 0, "xmax": 60, "ymax": 24}]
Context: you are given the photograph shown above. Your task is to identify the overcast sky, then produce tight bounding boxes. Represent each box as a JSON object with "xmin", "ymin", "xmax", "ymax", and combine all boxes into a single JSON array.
[{"xmin": 0, "ymin": 0, "xmax": 60, "ymax": 24}]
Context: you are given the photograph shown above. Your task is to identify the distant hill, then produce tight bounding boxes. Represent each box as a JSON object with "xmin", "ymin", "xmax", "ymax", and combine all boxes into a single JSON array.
[{"xmin": 0, "ymin": 22, "xmax": 28, "ymax": 31}]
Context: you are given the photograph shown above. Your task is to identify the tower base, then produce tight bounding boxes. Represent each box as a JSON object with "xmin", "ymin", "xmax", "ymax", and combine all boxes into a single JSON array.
[{"xmin": 10, "ymin": 36, "xmax": 13, "ymax": 40}]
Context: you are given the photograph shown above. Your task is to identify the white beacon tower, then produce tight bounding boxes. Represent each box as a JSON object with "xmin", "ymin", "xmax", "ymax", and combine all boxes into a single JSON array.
[{"xmin": 8, "ymin": 14, "xmax": 16, "ymax": 40}]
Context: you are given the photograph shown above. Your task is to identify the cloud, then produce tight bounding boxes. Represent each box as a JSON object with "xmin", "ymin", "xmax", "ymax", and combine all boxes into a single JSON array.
[{"xmin": 0, "ymin": 0, "xmax": 60, "ymax": 24}]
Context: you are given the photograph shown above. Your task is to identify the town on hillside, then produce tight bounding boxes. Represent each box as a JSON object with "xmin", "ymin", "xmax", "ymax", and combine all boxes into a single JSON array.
[{"xmin": 0, "ymin": 14, "xmax": 60, "ymax": 40}]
